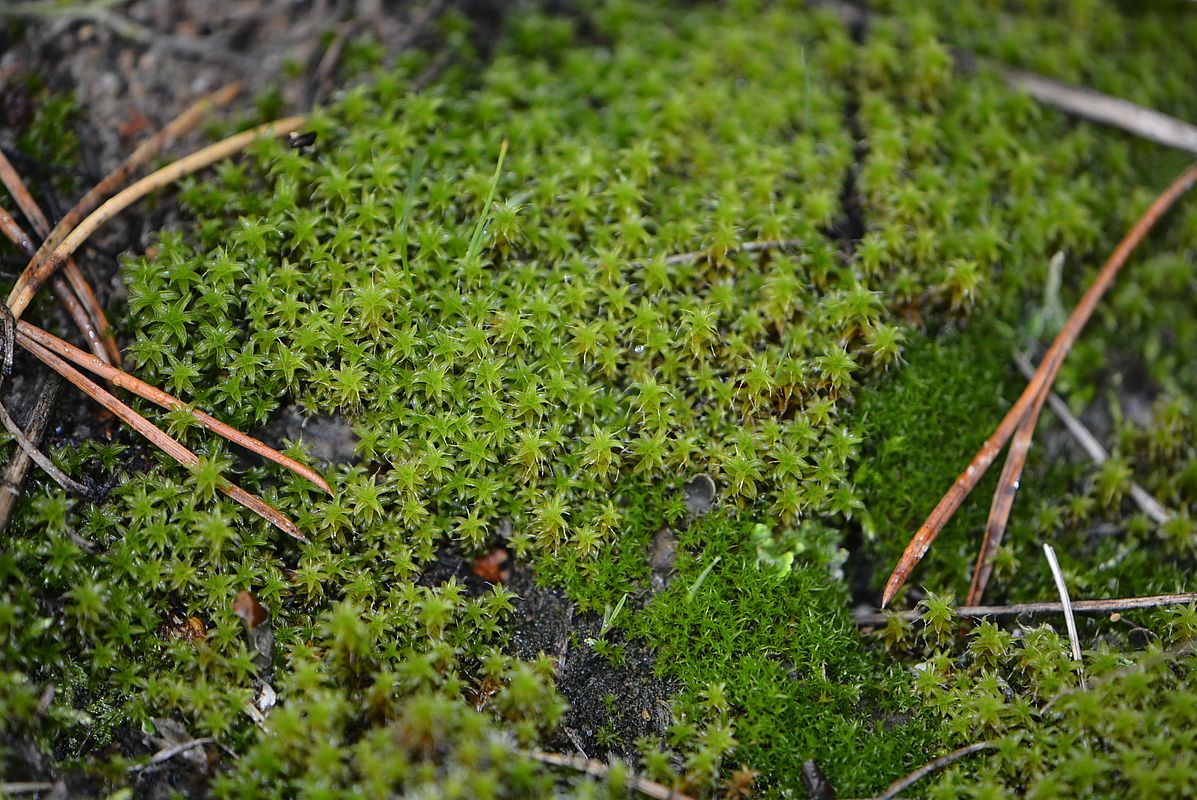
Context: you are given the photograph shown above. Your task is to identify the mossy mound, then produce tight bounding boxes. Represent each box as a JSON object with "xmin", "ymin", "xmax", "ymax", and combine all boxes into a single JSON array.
[{"xmin": 3, "ymin": 0, "xmax": 1197, "ymax": 797}]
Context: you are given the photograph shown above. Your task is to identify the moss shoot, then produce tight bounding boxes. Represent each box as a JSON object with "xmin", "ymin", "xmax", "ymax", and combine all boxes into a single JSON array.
[{"xmin": 3, "ymin": 0, "xmax": 1197, "ymax": 797}]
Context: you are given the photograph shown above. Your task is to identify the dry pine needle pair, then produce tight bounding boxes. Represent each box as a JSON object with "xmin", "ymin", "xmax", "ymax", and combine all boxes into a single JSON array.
[{"xmin": 0, "ymin": 83, "xmax": 325, "ymax": 541}]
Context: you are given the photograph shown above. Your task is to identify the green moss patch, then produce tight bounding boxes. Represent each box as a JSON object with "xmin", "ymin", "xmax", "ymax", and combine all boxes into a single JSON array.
[{"xmin": 4, "ymin": 0, "xmax": 1197, "ymax": 796}]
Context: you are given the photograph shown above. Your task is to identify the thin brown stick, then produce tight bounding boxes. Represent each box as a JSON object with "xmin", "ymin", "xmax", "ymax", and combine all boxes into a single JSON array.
[
  {"xmin": 28, "ymin": 82, "xmax": 241, "ymax": 265},
  {"xmin": 877, "ymin": 742, "xmax": 994, "ymax": 800},
  {"xmin": 17, "ymin": 320, "xmax": 331, "ymax": 494},
  {"xmin": 1013, "ymin": 353, "xmax": 1171, "ymax": 524},
  {"xmin": 0, "ymin": 157, "xmax": 119, "ymax": 364},
  {"xmin": 966, "ymin": 384, "xmax": 1044, "ymax": 605},
  {"xmin": 19, "ymin": 336, "xmax": 304, "ymax": 541},
  {"xmin": 1, "ymin": 203, "xmax": 113, "ymax": 366},
  {"xmin": 881, "ymin": 163, "xmax": 1197, "ymax": 608},
  {"xmin": 523, "ymin": 751, "xmax": 696, "ymax": 800},
  {"xmin": 7, "ymin": 115, "xmax": 307, "ymax": 318},
  {"xmin": 0, "ymin": 377, "xmax": 58, "ymax": 533},
  {"xmin": 855, "ymin": 591, "xmax": 1197, "ymax": 626}
]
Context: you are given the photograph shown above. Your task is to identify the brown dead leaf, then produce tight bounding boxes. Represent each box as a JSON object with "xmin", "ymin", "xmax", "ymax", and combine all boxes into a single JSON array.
[
  {"xmin": 232, "ymin": 591, "xmax": 268, "ymax": 630},
  {"xmin": 471, "ymin": 548, "xmax": 510, "ymax": 583}
]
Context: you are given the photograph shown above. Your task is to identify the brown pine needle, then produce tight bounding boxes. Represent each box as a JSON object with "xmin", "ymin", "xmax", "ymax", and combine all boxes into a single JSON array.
[
  {"xmin": 0, "ymin": 157, "xmax": 120, "ymax": 365},
  {"xmin": 7, "ymin": 114, "xmax": 307, "ymax": 318},
  {"xmin": 881, "ymin": 162, "xmax": 1197, "ymax": 608},
  {"xmin": 1, "ymin": 204, "xmax": 114, "ymax": 372},
  {"xmin": 17, "ymin": 320, "xmax": 331, "ymax": 494},
  {"xmin": 523, "ymin": 751, "xmax": 696, "ymax": 800},
  {"xmin": 19, "ymin": 335, "xmax": 305, "ymax": 542},
  {"xmin": 966, "ymin": 382, "xmax": 1045, "ymax": 606},
  {"xmin": 855, "ymin": 591, "xmax": 1197, "ymax": 626},
  {"xmin": 28, "ymin": 82, "xmax": 241, "ymax": 263}
]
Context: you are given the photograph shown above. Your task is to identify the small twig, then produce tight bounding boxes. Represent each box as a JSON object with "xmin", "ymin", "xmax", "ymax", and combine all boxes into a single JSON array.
[
  {"xmin": 1044, "ymin": 543, "xmax": 1086, "ymax": 689},
  {"xmin": 523, "ymin": 751, "xmax": 696, "ymax": 800},
  {"xmin": 876, "ymin": 742, "xmax": 994, "ymax": 800},
  {"xmin": 0, "ymin": 393, "xmax": 88, "ymax": 496},
  {"xmin": 881, "ymin": 163, "xmax": 1197, "ymax": 608},
  {"xmin": 1001, "ymin": 68, "xmax": 1197, "ymax": 155},
  {"xmin": 18, "ymin": 320, "xmax": 330, "ymax": 494},
  {"xmin": 0, "ymin": 376, "xmax": 60, "ymax": 533},
  {"xmin": 1012, "ymin": 353, "xmax": 1171, "ymax": 524},
  {"xmin": 19, "ymin": 335, "xmax": 305, "ymax": 541},
  {"xmin": 7, "ymin": 115, "xmax": 306, "ymax": 318},
  {"xmin": 128, "ymin": 737, "xmax": 214, "ymax": 773},
  {"xmin": 854, "ymin": 591, "xmax": 1197, "ymax": 626}
]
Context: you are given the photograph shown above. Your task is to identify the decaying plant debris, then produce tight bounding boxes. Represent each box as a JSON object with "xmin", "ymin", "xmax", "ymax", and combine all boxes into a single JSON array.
[{"xmin": 3, "ymin": 1, "xmax": 1197, "ymax": 798}]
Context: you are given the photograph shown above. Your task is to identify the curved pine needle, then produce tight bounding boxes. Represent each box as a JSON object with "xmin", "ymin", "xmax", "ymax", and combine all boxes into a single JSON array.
[
  {"xmin": 60, "ymin": 261, "xmax": 121, "ymax": 365},
  {"xmin": 17, "ymin": 320, "xmax": 331, "ymax": 495},
  {"xmin": 7, "ymin": 114, "xmax": 307, "ymax": 318},
  {"xmin": 19, "ymin": 336, "xmax": 305, "ymax": 541},
  {"xmin": 1, "ymin": 203, "xmax": 113, "ymax": 369},
  {"xmin": 966, "ymin": 385, "xmax": 1043, "ymax": 606},
  {"xmin": 881, "ymin": 162, "xmax": 1197, "ymax": 608},
  {"xmin": 29, "ymin": 82, "xmax": 241, "ymax": 262},
  {"xmin": 0, "ymin": 157, "xmax": 119, "ymax": 364}
]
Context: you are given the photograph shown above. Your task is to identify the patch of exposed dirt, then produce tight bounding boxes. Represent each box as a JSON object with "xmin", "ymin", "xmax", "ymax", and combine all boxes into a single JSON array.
[{"xmin": 507, "ymin": 563, "xmax": 678, "ymax": 762}]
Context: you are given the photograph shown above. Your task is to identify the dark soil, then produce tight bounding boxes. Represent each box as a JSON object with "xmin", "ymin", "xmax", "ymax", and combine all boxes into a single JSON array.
[{"xmin": 508, "ymin": 563, "xmax": 678, "ymax": 763}]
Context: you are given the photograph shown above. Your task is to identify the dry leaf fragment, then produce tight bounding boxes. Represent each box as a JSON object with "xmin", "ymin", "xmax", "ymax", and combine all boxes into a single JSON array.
[{"xmin": 471, "ymin": 548, "xmax": 510, "ymax": 583}]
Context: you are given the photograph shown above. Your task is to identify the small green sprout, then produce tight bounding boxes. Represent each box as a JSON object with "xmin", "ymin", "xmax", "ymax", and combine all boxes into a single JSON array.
[{"xmin": 585, "ymin": 592, "xmax": 628, "ymax": 647}]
